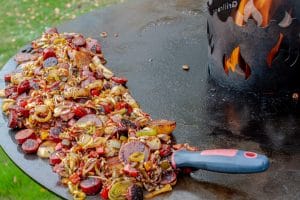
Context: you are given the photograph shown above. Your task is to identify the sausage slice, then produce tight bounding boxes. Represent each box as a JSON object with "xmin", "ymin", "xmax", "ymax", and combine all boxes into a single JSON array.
[
  {"xmin": 80, "ymin": 177, "xmax": 102, "ymax": 195},
  {"xmin": 21, "ymin": 139, "xmax": 39, "ymax": 154},
  {"xmin": 119, "ymin": 141, "xmax": 150, "ymax": 164},
  {"xmin": 15, "ymin": 129, "xmax": 35, "ymax": 144}
]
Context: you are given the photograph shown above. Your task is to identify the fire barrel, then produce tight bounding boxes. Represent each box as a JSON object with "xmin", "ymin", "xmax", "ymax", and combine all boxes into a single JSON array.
[{"xmin": 207, "ymin": 0, "xmax": 300, "ymax": 93}]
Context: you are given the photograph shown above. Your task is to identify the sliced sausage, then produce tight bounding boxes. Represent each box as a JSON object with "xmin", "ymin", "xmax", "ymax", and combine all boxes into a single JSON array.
[
  {"xmin": 119, "ymin": 141, "xmax": 150, "ymax": 164},
  {"xmin": 8, "ymin": 110, "xmax": 18, "ymax": 129},
  {"xmin": 60, "ymin": 112, "xmax": 75, "ymax": 122},
  {"xmin": 11, "ymin": 106, "xmax": 29, "ymax": 117},
  {"xmin": 4, "ymin": 74, "xmax": 12, "ymax": 82},
  {"xmin": 43, "ymin": 57, "xmax": 58, "ymax": 68},
  {"xmin": 21, "ymin": 139, "xmax": 39, "ymax": 154},
  {"xmin": 127, "ymin": 184, "xmax": 143, "ymax": 200},
  {"xmin": 86, "ymin": 38, "xmax": 101, "ymax": 53},
  {"xmin": 72, "ymin": 36, "xmax": 86, "ymax": 47},
  {"xmin": 49, "ymin": 127, "xmax": 62, "ymax": 142},
  {"xmin": 76, "ymin": 114, "xmax": 102, "ymax": 126},
  {"xmin": 80, "ymin": 177, "xmax": 102, "ymax": 195},
  {"xmin": 81, "ymin": 76, "xmax": 96, "ymax": 88},
  {"xmin": 14, "ymin": 53, "xmax": 32, "ymax": 63},
  {"xmin": 49, "ymin": 151, "xmax": 65, "ymax": 166},
  {"xmin": 17, "ymin": 79, "xmax": 31, "ymax": 94},
  {"xmin": 15, "ymin": 129, "xmax": 35, "ymax": 144}
]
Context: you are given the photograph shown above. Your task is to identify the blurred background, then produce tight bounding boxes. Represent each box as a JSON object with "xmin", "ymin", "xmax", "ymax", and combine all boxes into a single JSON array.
[{"xmin": 0, "ymin": 0, "xmax": 123, "ymax": 199}]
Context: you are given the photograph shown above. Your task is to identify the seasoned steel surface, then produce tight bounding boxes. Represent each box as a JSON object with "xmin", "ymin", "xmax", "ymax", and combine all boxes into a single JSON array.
[{"xmin": 0, "ymin": 0, "xmax": 299, "ymax": 199}]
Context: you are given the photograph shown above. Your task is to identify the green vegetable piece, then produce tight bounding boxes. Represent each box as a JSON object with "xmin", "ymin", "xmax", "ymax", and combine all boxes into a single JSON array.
[
  {"xmin": 108, "ymin": 181, "xmax": 132, "ymax": 200},
  {"xmin": 136, "ymin": 127, "xmax": 157, "ymax": 137},
  {"xmin": 129, "ymin": 152, "xmax": 145, "ymax": 162}
]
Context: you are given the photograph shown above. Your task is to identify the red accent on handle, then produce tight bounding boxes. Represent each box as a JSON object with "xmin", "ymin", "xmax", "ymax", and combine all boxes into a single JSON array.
[
  {"xmin": 200, "ymin": 149, "xmax": 238, "ymax": 157},
  {"xmin": 171, "ymin": 152, "xmax": 177, "ymax": 169},
  {"xmin": 244, "ymin": 151, "xmax": 257, "ymax": 158}
]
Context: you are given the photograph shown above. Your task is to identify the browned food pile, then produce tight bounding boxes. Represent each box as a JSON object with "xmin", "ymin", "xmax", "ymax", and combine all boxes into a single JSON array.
[{"xmin": 0, "ymin": 28, "xmax": 179, "ymax": 200}]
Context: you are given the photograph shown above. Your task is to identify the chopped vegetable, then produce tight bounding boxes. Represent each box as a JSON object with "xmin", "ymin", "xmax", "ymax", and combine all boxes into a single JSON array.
[
  {"xmin": 1, "ymin": 30, "xmax": 179, "ymax": 200},
  {"xmin": 144, "ymin": 184, "xmax": 172, "ymax": 199},
  {"xmin": 109, "ymin": 181, "xmax": 132, "ymax": 200},
  {"xmin": 136, "ymin": 127, "xmax": 157, "ymax": 137},
  {"xmin": 149, "ymin": 120, "xmax": 176, "ymax": 135},
  {"xmin": 123, "ymin": 164, "xmax": 139, "ymax": 177},
  {"xmin": 127, "ymin": 184, "xmax": 143, "ymax": 200},
  {"xmin": 37, "ymin": 141, "xmax": 56, "ymax": 158},
  {"xmin": 129, "ymin": 152, "xmax": 145, "ymax": 163},
  {"xmin": 145, "ymin": 137, "xmax": 161, "ymax": 150}
]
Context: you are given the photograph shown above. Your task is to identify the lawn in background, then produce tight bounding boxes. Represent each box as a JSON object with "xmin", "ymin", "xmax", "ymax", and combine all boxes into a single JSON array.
[{"xmin": 0, "ymin": 0, "xmax": 122, "ymax": 199}]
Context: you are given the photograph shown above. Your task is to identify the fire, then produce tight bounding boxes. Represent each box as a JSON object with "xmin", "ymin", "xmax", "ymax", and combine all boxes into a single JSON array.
[
  {"xmin": 235, "ymin": 0, "xmax": 273, "ymax": 27},
  {"xmin": 267, "ymin": 33, "xmax": 284, "ymax": 67},
  {"xmin": 223, "ymin": 46, "xmax": 251, "ymax": 79}
]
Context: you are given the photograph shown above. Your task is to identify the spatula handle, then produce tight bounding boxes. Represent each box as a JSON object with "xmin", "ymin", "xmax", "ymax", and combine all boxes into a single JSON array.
[{"xmin": 171, "ymin": 149, "xmax": 269, "ymax": 174}]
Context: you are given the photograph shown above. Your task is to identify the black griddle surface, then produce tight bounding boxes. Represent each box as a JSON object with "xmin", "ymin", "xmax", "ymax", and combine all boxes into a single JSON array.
[{"xmin": 0, "ymin": 0, "xmax": 299, "ymax": 199}]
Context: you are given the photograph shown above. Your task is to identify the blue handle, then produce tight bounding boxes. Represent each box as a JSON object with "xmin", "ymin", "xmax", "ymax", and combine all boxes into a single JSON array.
[{"xmin": 172, "ymin": 149, "xmax": 269, "ymax": 174}]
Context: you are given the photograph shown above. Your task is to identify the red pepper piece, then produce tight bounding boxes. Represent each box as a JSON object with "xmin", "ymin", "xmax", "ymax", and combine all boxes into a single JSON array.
[
  {"xmin": 90, "ymin": 89, "xmax": 100, "ymax": 96},
  {"xmin": 89, "ymin": 150, "xmax": 98, "ymax": 158},
  {"xmin": 4, "ymin": 74, "xmax": 12, "ymax": 82},
  {"xmin": 123, "ymin": 164, "xmax": 139, "ymax": 177},
  {"xmin": 43, "ymin": 48, "xmax": 56, "ymax": 60},
  {"xmin": 69, "ymin": 173, "xmax": 81, "ymax": 185},
  {"xmin": 100, "ymin": 187, "xmax": 109, "ymax": 199},
  {"xmin": 159, "ymin": 144, "xmax": 172, "ymax": 157},
  {"xmin": 96, "ymin": 147, "xmax": 105, "ymax": 155},
  {"xmin": 10, "ymin": 106, "xmax": 30, "ymax": 118},
  {"xmin": 17, "ymin": 99, "xmax": 28, "ymax": 108},
  {"xmin": 99, "ymin": 102, "xmax": 113, "ymax": 114},
  {"xmin": 111, "ymin": 76, "xmax": 128, "ymax": 85},
  {"xmin": 73, "ymin": 105, "xmax": 88, "ymax": 118},
  {"xmin": 17, "ymin": 80, "xmax": 31, "ymax": 94},
  {"xmin": 115, "ymin": 102, "xmax": 133, "ymax": 115}
]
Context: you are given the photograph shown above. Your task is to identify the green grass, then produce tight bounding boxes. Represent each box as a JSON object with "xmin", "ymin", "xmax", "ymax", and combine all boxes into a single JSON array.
[
  {"xmin": 0, "ymin": 0, "xmax": 122, "ymax": 199},
  {"xmin": 0, "ymin": 0, "xmax": 122, "ymax": 69},
  {"xmin": 0, "ymin": 148, "xmax": 61, "ymax": 200}
]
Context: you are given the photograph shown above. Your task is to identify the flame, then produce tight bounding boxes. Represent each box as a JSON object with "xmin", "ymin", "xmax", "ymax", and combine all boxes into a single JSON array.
[
  {"xmin": 223, "ymin": 46, "xmax": 251, "ymax": 79},
  {"xmin": 267, "ymin": 33, "xmax": 284, "ymax": 67},
  {"xmin": 235, "ymin": 0, "xmax": 273, "ymax": 27},
  {"xmin": 224, "ymin": 47, "xmax": 240, "ymax": 73}
]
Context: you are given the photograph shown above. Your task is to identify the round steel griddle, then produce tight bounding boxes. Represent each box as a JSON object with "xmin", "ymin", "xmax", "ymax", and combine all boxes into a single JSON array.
[{"xmin": 0, "ymin": 0, "xmax": 299, "ymax": 199}]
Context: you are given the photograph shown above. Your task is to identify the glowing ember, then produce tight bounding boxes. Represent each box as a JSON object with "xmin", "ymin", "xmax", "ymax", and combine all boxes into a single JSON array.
[
  {"xmin": 235, "ymin": 0, "xmax": 273, "ymax": 27},
  {"xmin": 223, "ymin": 46, "xmax": 251, "ymax": 79},
  {"xmin": 267, "ymin": 33, "xmax": 284, "ymax": 67}
]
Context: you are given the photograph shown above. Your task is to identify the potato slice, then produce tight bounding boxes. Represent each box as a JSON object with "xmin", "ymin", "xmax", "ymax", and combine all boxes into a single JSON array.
[
  {"xmin": 149, "ymin": 120, "xmax": 176, "ymax": 135},
  {"xmin": 37, "ymin": 141, "xmax": 56, "ymax": 158}
]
